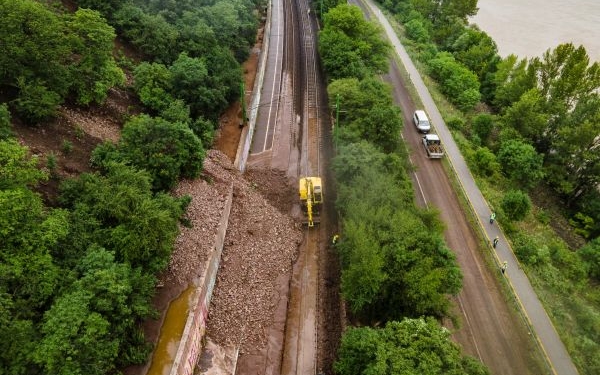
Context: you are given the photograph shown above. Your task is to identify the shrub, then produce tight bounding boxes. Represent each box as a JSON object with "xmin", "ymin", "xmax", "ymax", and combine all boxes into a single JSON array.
[
  {"xmin": 405, "ymin": 19, "xmax": 429, "ymax": 43},
  {"xmin": 62, "ymin": 140, "xmax": 73, "ymax": 154},
  {"xmin": 472, "ymin": 147, "xmax": 500, "ymax": 177},
  {"xmin": 471, "ymin": 114, "xmax": 494, "ymax": 142},
  {"xmin": 501, "ymin": 190, "xmax": 531, "ymax": 221},
  {"xmin": 0, "ymin": 103, "xmax": 12, "ymax": 139}
]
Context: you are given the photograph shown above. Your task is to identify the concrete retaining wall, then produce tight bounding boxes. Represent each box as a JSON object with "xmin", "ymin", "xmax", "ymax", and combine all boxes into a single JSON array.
[
  {"xmin": 234, "ymin": 0, "xmax": 272, "ymax": 172},
  {"xmin": 168, "ymin": 185, "xmax": 234, "ymax": 375}
]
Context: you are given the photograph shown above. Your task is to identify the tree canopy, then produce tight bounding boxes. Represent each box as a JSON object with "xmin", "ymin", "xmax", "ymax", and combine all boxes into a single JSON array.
[
  {"xmin": 319, "ymin": 4, "xmax": 391, "ymax": 80},
  {"xmin": 334, "ymin": 318, "xmax": 489, "ymax": 375}
]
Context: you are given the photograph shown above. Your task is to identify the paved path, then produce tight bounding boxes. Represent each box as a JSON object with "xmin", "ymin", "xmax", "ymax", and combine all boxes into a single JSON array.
[{"xmin": 361, "ymin": 1, "xmax": 579, "ymax": 374}]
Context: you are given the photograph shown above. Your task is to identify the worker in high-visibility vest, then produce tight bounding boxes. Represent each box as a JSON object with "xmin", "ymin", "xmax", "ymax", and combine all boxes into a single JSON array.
[{"xmin": 332, "ymin": 234, "xmax": 339, "ymax": 245}]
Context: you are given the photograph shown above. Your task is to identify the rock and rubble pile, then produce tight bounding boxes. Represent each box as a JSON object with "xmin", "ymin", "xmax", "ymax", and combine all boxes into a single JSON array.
[{"xmin": 164, "ymin": 149, "xmax": 302, "ymax": 353}]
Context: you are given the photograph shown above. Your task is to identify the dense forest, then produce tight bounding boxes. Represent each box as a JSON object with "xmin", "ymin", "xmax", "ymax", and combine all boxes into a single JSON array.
[{"xmin": 0, "ymin": 0, "xmax": 262, "ymax": 373}]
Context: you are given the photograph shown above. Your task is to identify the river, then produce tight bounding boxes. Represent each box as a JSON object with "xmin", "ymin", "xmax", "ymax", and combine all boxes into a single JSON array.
[{"xmin": 470, "ymin": 0, "xmax": 600, "ymax": 62}]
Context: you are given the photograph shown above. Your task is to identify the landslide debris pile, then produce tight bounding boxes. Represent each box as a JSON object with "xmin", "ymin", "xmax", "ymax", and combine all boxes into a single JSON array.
[{"xmin": 165, "ymin": 150, "xmax": 302, "ymax": 353}]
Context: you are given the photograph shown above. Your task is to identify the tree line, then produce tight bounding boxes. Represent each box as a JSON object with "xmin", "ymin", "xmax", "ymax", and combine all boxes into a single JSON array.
[
  {"xmin": 0, "ymin": 0, "xmax": 263, "ymax": 373},
  {"xmin": 319, "ymin": 4, "xmax": 489, "ymax": 374}
]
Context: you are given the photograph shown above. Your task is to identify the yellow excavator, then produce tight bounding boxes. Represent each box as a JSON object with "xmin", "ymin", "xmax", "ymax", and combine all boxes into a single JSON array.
[{"xmin": 299, "ymin": 177, "xmax": 323, "ymax": 227}]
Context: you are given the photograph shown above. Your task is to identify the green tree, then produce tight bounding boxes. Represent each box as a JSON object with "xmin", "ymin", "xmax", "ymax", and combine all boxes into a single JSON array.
[
  {"xmin": 492, "ymin": 55, "xmax": 537, "ymax": 110},
  {"xmin": 471, "ymin": 114, "xmax": 495, "ymax": 143},
  {"xmin": 450, "ymin": 26, "xmax": 499, "ymax": 82},
  {"xmin": 0, "ymin": 0, "xmax": 71, "ymax": 98},
  {"xmin": 118, "ymin": 115, "xmax": 205, "ymax": 191},
  {"xmin": 472, "ymin": 147, "xmax": 500, "ymax": 177},
  {"xmin": 497, "ymin": 139, "xmax": 544, "ymax": 189},
  {"xmin": 544, "ymin": 95, "xmax": 600, "ymax": 202},
  {"xmin": 405, "ymin": 18, "xmax": 430, "ymax": 43},
  {"xmin": 501, "ymin": 190, "xmax": 532, "ymax": 221},
  {"xmin": 133, "ymin": 61, "xmax": 174, "ymax": 112},
  {"xmin": 319, "ymin": 4, "xmax": 391, "ymax": 80},
  {"xmin": 334, "ymin": 318, "xmax": 489, "ymax": 375},
  {"xmin": 428, "ymin": 52, "xmax": 481, "ymax": 110},
  {"xmin": 66, "ymin": 9, "xmax": 125, "ymax": 105},
  {"xmin": 501, "ymin": 88, "xmax": 549, "ymax": 144},
  {"xmin": 58, "ymin": 163, "xmax": 187, "ymax": 272},
  {"xmin": 0, "ymin": 140, "xmax": 47, "ymax": 189}
]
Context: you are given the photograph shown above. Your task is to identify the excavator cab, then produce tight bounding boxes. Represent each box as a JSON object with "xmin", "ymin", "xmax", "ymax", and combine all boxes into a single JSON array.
[{"xmin": 299, "ymin": 177, "xmax": 323, "ymax": 227}]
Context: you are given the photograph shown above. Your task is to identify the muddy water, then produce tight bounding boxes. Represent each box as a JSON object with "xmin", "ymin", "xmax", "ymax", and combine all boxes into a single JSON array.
[
  {"xmin": 471, "ymin": 0, "xmax": 600, "ymax": 61},
  {"xmin": 146, "ymin": 286, "xmax": 196, "ymax": 375}
]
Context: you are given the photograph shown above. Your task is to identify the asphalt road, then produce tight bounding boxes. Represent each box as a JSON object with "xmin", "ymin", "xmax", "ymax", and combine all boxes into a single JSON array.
[{"xmin": 359, "ymin": 1, "xmax": 579, "ymax": 374}]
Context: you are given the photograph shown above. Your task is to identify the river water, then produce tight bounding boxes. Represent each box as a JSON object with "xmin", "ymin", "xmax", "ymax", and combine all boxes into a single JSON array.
[{"xmin": 470, "ymin": 0, "xmax": 600, "ymax": 62}]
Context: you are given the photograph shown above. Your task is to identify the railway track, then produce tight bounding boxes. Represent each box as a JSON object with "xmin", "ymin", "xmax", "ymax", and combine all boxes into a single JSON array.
[{"xmin": 280, "ymin": 0, "xmax": 329, "ymax": 373}]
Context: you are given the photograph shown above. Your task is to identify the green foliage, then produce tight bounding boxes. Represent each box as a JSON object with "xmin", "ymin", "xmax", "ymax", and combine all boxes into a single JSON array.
[
  {"xmin": 169, "ymin": 52, "xmax": 224, "ymax": 118},
  {"xmin": 1, "ymin": 1, "xmax": 125, "ymax": 122},
  {"xmin": 114, "ymin": 5, "xmax": 178, "ymax": 63},
  {"xmin": 497, "ymin": 139, "xmax": 544, "ymax": 189},
  {"xmin": 334, "ymin": 318, "xmax": 489, "ymax": 375},
  {"xmin": 0, "ymin": 103, "xmax": 12, "ymax": 140},
  {"xmin": 405, "ymin": 18, "xmax": 430, "ymax": 43},
  {"xmin": 449, "ymin": 26, "xmax": 499, "ymax": 82},
  {"xmin": 66, "ymin": 9, "xmax": 125, "ymax": 105},
  {"xmin": 13, "ymin": 78, "xmax": 62, "ymax": 123},
  {"xmin": 512, "ymin": 233, "xmax": 550, "ymax": 266},
  {"xmin": 328, "ymin": 77, "xmax": 402, "ymax": 152},
  {"xmin": 471, "ymin": 147, "xmax": 500, "ymax": 178},
  {"xmin": 190, "ymin": 116, "xmax": 216, "ymax": 149},
  {"xmin": 333, "ymin": 142, "xmax": 461, "ymax": 321},
  {"xmin": 58, "ymin": 163, "xmax": 186, "ymax": 272},
  {"xmin": 501, "ymin": 88, "xmax": 548, "ymax": 143},
  {"xmin": 470, "ymin": 114, "xmax": 494, "ymax": 143},
  {"xmin": 133, "ymin": 61, "xmax": 174, "ymax": 112},
  {"xmin": 120, "ymin": 115, "xmax": 205, "ymax": 190},
  {"xmin": 445, "ymin": 116, "xmax": 465, "ymax": 131},
  {"xmin": 319, "ymin": 4, "xmax": 391, "ymax": 80},
  {"xmin": 501, "ymin": 190, "xmax": 532, "ymax": 221},
  {"xmin": 62, "ymin": 140, "xmax": 74, "ymax": 155},
  {"xmin": 427, "ymin": 52, "xmax": 481, "ymax": 110},
  {"xmin": 0, "ymin": 140, "xmax": 47, "ymax": 189},
  {"xmin": 491, "ymin": 55, "xmax": 537, "ymax": 110},
  {"xmin": 579, "ymin": 237, "xmax": 600, "ymax": 281}
]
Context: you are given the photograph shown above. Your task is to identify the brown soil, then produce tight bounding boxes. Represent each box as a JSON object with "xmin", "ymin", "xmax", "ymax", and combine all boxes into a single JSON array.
[{"xmin": 215, "ymin": 27, "xmax": 264, "ymax": 161}]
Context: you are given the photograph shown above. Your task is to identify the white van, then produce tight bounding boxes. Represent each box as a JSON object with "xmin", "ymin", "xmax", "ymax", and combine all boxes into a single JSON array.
[{"xmin": 413, "ymin": 110, "xmax": 431, "ymax": 133}]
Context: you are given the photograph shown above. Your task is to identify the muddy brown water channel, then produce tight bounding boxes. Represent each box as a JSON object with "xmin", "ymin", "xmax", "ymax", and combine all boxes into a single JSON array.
[{"xmin": 147, "ymin": 286, "xmax": 195, "ymax": 375}]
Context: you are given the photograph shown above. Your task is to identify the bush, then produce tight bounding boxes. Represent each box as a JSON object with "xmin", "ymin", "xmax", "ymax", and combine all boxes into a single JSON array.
[
  {"xmin": 405, "ymin": 19, "xmax": 429, "ymax": 43},
  {"xmin": 471, "ymin": 114, "xmax": 494, "ymax": 142},
  {"xmin": 117, "ymin": 115, "xmax": 205, "ymax": 191},
  {"xmin": 501, "ymin": 190, "xmax": 531, "ymax": 221},
  {"xmin": 472, "ymin": 147, "xmax": 500, "ymax": 177},
  {"xmin": 512, "ymin": 233, "xmax": 549, "ymax": 265},
  {"xmin": 13, "ymin": 78, "xmax": 62, "ymax": 123},
  {"xmin": 446, "ymin": 116, "xmax": 465, "ymax": 131},
  {"xmin": 579, "ymin": 237, "xmax": 600, "ymax": 281},
  {"xmin": 0, "ymin": 103, "xmax": 12, "ymax": 139}
]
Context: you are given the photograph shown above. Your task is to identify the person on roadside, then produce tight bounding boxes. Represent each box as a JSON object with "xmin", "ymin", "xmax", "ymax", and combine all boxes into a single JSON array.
[
  {"xmin": 490, "ymin": 211, "xmax": 496, "ymax": 224},
  {"xmin": 332, "ymin": 234, "xmax": 339, "ymax": 246},
  {"xmin": 493, "ymin": 236, "xmax": 499, "ymax": 248},
  {"xmin": 501, "ymin": 261, "xmax": 508, "ymax": 274}
]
